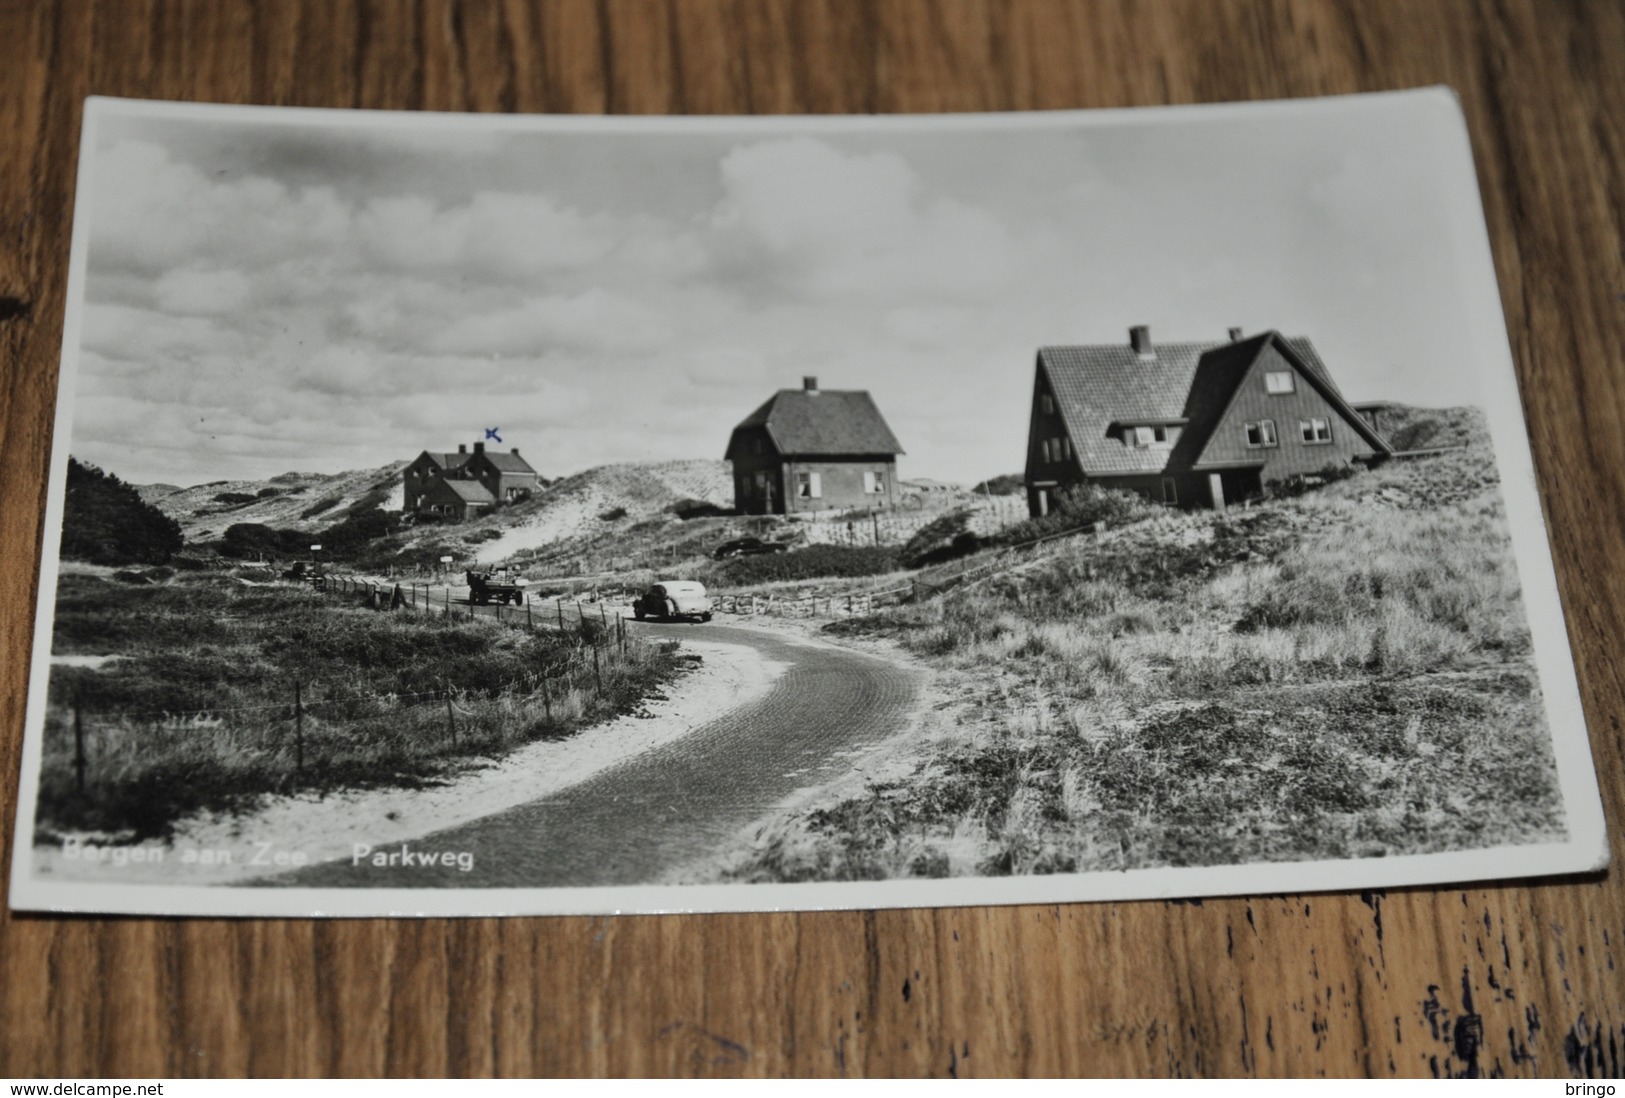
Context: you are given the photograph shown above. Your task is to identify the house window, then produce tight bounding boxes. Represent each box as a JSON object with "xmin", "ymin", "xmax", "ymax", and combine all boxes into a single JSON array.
[
  {"xmin": 1161, "ymin": 478, "xmax": 1178, "ymax": 504},
  {"xmin": 1244, "ymin": 419, "xmax": 1278, "ymax": 448},
  {"xmin": 1264, "ymin": 370, "xmax": 1295, "ymax": 394},
  {"xmin": 1131, "ymin": 426, "xmax": 1168, "ymax": 449},
  {"xmin": 796, "ymin": 471, "xmax": 822, "ymax": 499},
  {"xmin": 754, "ymin": 471, "xmax": 769, "ymax": 490},
  {"xmin": 1041, "ymin": 395, "xmax": 1055, "ymax": 415},
  {"xmin": 1300, "ymin": 417, "xmax": 1332, "ymax": 443},
  {"xmin": 1060, "ymin": 437, "xmax": 1072, "ymax": 460},
  {"xmin": 1040, "ymin": 439, "xmax": 1052, "ymax": 463},
  {"xmin": 863, "ymin": 471, "xmax": 886, "ymax": 494}
]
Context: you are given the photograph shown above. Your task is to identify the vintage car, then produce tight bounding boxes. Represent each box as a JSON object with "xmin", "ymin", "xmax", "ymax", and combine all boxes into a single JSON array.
[
  {"xmin": 711, "ymin": 536, "xmax": 790, "ymax": 561},
  {"xmin": 632, "ymin": 580, "xmax": 713, "ymax": 623}
]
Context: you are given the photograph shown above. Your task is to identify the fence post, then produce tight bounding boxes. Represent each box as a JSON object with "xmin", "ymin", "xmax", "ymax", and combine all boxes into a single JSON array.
[
  {"xmin": 527, "ymin": 599, "xmax": 533, "ymax": 630},
  {"xmin": 443, "ymin": 678, "xmax": 458, "ymax": 749},
  {"xmin": 592, "ymin": 643, "xmax": 603, "ymax": 697},
  {"xmin": 294, "ymin": 681, "xmax": 305, "ymax": 775},
  {"xmin": 72, "ymin": 696, "xmax": 86, "ymax": 794},
  {"xmin": 541, "ymin": 675, "xmax": 553, "ymax": 723},
  {"xmin": 600, "ymin": 603, "xmax": 608, "ymax": 627},
  {"xmin": 557, "ymin": 599, "xmax": 565, "ymax": 630}
]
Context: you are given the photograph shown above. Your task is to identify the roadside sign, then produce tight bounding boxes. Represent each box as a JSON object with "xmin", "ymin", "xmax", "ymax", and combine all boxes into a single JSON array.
[
  {"xmin": 440, "ymin": 555, "xmax": 453, "ymax": 563},
  {"xmin": 310, "ymin": 544, "xmax": 322, "ymax": 551}
]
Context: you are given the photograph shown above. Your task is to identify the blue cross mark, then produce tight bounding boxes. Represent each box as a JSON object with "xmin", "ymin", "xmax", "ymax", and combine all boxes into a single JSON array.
[{"xmin": 484, "ymin": 427, "xmax": 502, "ymax": 443}]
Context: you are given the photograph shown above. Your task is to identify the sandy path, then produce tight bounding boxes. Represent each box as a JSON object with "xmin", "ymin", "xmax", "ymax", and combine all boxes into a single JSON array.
[{"xmin": 32, "ymin": 636, "xmax": 787, "ymax": 885}]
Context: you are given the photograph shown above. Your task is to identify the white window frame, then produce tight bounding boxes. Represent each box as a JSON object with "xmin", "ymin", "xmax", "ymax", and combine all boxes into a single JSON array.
[
  {"xmin": 1040, "ymin": 439, "xmax": 1052, "ymax": 463},
  {"xmin": 1244, "ymin": 419, "xmax": 1279, "ymax": 448},
  {"xmin": 1300, "ymin": 417, "xmax": 1332, "ymax": 444},
  {"xmin": 796, "ymin": 471, "xmax": 821, "ymax": 499},
  {"xmin": 863, "ymin": 470, "xmax": 886, "ymax": 494},
  {"xmin": 1133, "ymin": 425, "xmax": 1156, "ymax": 448},
  {"xmin": 1264, "ymin": 370, "xmax": 1295, "ymax": 394}
]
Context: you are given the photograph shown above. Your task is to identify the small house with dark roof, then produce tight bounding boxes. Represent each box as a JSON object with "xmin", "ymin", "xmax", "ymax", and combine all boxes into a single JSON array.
[
  {"xmin": 1026, "ymin": 326, "xmax": 1391, "ymax": 515},
  {"xmin": 465, "ymin": 445, "xmax": 539, "ymax": 503},
  {"xmin": 419, "ymin": 477, "xmax": 496, "ymax": 522},
  {"xmin": 404, "ymin": 441, "xmax": 539, "ymax": 521},
  {"xmin": 403, "ymin": 445, "xmax": 475, "ymax": 513},
  {"xmin": 725, "ymin": 377, "xmax": 905, "ymax": 515}
]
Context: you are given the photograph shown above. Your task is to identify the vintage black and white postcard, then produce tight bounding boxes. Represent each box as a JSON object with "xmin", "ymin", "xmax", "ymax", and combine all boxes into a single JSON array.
[{"xmin": 9, "ymin": 90, "xmax": 1607, "ymax": 916}]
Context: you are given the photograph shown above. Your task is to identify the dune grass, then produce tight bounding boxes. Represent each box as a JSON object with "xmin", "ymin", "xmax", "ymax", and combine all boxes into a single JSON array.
[
  {"xmin": 727, "ymin": 443, "xmax": 1567, "ymax": 882},
  {"xmin": 40, "ymin": 573, "xmax": 684, "ymax": 840}
]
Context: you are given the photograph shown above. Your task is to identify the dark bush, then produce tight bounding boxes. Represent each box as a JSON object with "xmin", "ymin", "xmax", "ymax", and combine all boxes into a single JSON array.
[
  {"xmin": 598, "ymin": 506, "xmax": 628, "ymax": 522},
  {"xmin": 667, "ymin": 498, "xmax": 731, "ymax": 520},
  {"xmin": 61, "ymin": 458, "xmax": 184, "ymax": 565},
  {"xmin": 972, "ymin": 473, "xmax": 1024, "ymax": 496},
  {"xmin": 1264, "ymin": 462, "xmax": 1360, "ymax": 501},
  {"xmin": 900, "ymin": 508, "xmax": 978, "ymax": 569},
  {"xmin": 299, "ymin": 496, "xmax": 341, "ymax": 519},
  {"xmin": 711, "ymin": 545, "xmax": 901, "ymax": 586},
  {"xmin": 211, "ymin": 492, "xmax": 258, "ymax": 506},
  {"xmin": 993, "ymin": 484, "xmax": 1154, "ymax": 548},
  {"xmin": 255, "ymin": 487, "xmax": 282, "ymax": 498}
]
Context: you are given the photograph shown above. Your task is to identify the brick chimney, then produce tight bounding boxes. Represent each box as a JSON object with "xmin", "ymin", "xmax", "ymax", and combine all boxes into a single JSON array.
[
  {"xmin": 1129, "ymin": 325, "xmax": 1153, "ymax": 360},
  {"xmin": 458, "ymin": 443, "xmax": 467, "ymax": 453},
  {"xmin": 474, "ymin": 441, "xmax": 485, "ymax": 454},
  {"xmin": 511, "ymin": 447, "xmax": 519, "ymax": 456},
  {"xmin": 803, "ymin": 376, "xmax": 819, "ymax": 394},
  {"xmin": 1228, "ymin": 327, "xmax": 1244, "ymax": 341}
]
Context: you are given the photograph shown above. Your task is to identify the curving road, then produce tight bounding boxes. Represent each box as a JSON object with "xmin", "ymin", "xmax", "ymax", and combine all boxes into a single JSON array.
[{"xmin": 270, "ymin": 619, "xmax": 921, "ymax": 889}]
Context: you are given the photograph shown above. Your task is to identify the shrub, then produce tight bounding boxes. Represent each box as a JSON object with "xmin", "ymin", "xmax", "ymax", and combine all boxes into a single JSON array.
[
  {"xmin": 994, "ymin": 484, "xmax": 1154, "ymax": 548},
  {"xmin": 61, "ymin": 458, "xmax": 184, "ymax": 565},
  {"xmin": 900, "ymin": 508, "xmax": 978, "ymax": 569},
  {"xmin": 300, "ymin": 496, "xmax": 341, "ymax": 519},
  {"xmin": 972, "ymin": 473, "xmax": 1024, "ymax": 496},
  {"xmin": 711, "ymin": 545, "xmax": 902, "ymax": 586},
  {"xmin": 599, "ymin": 506, "xmax": 628, "ymax": 522},
  {"xmin": 255, "ymin": 487, "xmax": 282, "ymax": 498},
  {"xmin": 211, "ymin": 492, "xmax": 258, "ymax": 506},
  {"xmin": 667, "ymin": 498, "xmax": 731, "ymax": 520}
]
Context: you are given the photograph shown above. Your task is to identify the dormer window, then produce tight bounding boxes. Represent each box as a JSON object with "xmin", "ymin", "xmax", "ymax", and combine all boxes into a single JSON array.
[
  {"xmin": 1264, "ymin": 370, "xmax": 1295, "ymax": 394},
  {"xmin": 1129, "ymin": 425, "xmax": 1171, "ymax": 449}
]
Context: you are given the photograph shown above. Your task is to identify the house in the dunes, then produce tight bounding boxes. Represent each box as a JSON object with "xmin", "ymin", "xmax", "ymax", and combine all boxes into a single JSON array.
[
  {"xmin": 725, "ymin": 377, "xmax": 905, "ymax": 515},
  {"xmin": 418, "ymin": 477, "xmax": 497, "ymax": 522},
  {"xmin": 403, "ymin": 445, "xmax": 474, "ymax": 513},
  {"xmin": 404, "ymin": 441, "xmax": 539, "ymax": 522},
  {"xmin": 465, "ymin": 444, "xmax": 540, "ymax": 504},
  {"xmin": 1025, "ymin": 326, "xmax": 1391, "ymax": 515}
]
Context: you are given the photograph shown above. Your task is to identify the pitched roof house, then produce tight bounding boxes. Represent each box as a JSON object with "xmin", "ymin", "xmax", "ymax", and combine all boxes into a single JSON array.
[
  {"xmin": 419, "ymin": 477, "xmax": 496, "ymax": 522},
  {"xmin": 404, "ymin": 442, "xmax": 539, "ymax": 521},
  {"xmin": 725, "ymin": 377, "xmax": 905, "ymax": 515},
  {"xmin": 1026, "ymin": 326, "xmax": 1390, "ymax": 514}
]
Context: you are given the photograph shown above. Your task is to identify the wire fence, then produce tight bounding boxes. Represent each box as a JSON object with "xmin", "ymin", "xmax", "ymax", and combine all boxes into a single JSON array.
[{"xmin": 52, "ymin": 573, "xmax": 655, "ymax": 797}]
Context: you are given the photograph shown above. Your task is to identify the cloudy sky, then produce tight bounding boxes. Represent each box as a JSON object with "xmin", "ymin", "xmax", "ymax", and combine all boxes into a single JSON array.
[{"xmin": 71, "ymin": 93, "xmax": 1493, "ymax": 487}]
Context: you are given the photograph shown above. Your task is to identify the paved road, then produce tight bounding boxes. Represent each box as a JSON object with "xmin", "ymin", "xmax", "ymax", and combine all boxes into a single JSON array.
[{"xmin": 270, "ymin": 620, "xmax": 921, "ymax": 888}]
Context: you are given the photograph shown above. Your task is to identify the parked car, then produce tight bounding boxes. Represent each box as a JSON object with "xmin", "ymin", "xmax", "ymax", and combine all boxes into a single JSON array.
[
  {"xmin": 712, "ymin": 536, "xmax": 790, "ymax": 561},
  {"xmin": 633, "ymin": 580, "xmax": 713, "ymax": 623},
  {"xmin": 466, "ymin": 569, "xmax": 529, "ymax": 605}
]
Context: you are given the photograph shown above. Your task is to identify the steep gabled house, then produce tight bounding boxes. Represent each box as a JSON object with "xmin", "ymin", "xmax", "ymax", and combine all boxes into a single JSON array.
[
  {"xmin": 464, "ymin": 444, "xmax": 540, "ymax": 503},
  {"xmin": 403, "ymin": 445, "xmax": 474, "ymax": 512},
  {"xmin": 725, "ymin": 377, "xmax": 905, "ymax": 515},
  {"xmin": 1026, "ymin": 326, "xmax": 1391, "ymax": 515},
  {"xmin": 418, "ymin": 477, "xmax": 496, "ymax": 522},
  {"xmin": 404, "ymin": 442, "xmax": 539, "ymax": 521}
]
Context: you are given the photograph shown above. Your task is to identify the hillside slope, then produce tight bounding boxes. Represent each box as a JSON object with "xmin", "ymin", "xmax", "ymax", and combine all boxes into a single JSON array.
[{"xmin": 142, "ymin": 463, "xmax": 407, "ymax": 544}]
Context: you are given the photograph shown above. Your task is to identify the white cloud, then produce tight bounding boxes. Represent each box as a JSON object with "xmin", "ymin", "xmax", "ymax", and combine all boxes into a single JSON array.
[{"xmin": 153, "ymin": 267, "xmax": 252, "ymax": 315}]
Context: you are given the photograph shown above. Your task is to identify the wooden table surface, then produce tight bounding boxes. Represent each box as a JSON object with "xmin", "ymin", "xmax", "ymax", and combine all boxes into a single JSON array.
[{"xmin": 2, "ymin": 0, "xmax": 1622, "ymax": 1079}]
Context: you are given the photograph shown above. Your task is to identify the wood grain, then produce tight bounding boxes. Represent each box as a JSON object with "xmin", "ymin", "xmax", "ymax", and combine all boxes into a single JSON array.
[{"xmin": 2, "ymin": 0, "xmax": 1622, "ymax": 1078}]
